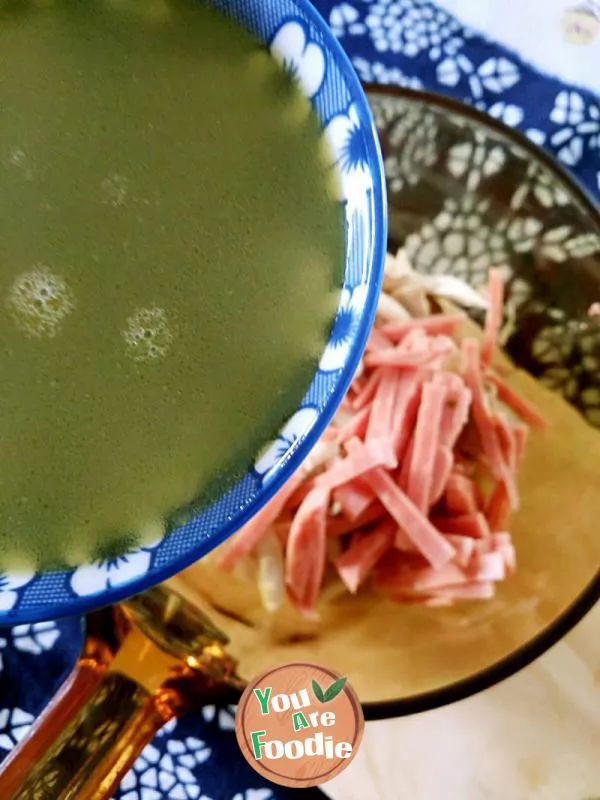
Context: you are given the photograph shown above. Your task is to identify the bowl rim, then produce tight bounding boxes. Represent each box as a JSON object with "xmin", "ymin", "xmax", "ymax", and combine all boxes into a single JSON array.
[
  {"xmin": 0, "ymin": 1, "xmax": 387, "ymax": 625},
  {"xmin": 365, "ymin": 83, "xmax": 600, "ymax": 216},
  {"xmin": 360, "ymin": 83, "xmax": 600, "ymax": 721}
]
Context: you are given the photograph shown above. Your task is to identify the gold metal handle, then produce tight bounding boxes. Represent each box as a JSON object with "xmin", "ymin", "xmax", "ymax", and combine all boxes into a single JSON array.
[{"xmin": 0, "ymin": 586, "xmax": 245, "ymax": 800}]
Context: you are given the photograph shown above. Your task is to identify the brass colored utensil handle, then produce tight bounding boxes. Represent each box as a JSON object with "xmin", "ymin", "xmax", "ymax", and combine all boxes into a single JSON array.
[
  {"xmin": 4, "ymin": 670, "xmax": 169, "ymax": 800},
  {"xmin": 0, "ymin": 586, "xmax": 245, "ymax": 800}
]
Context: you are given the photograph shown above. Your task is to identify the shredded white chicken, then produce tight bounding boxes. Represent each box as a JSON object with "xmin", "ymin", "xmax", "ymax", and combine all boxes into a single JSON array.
[
  {"xmin": 384, "ymin": 247, "xmax": 491, "ymax": 316},
  {"xmin": 256, "ymin": 532, "xmax": 286, "ymax": 614}
]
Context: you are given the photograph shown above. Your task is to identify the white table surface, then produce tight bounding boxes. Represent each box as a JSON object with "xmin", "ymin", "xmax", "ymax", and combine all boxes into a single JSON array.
[{"xmin": 323, "ymin": 603, "xmax": 600, "ymax": 800}]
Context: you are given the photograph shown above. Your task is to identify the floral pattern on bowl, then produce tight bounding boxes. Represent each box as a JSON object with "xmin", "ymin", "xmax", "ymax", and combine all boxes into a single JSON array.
[{"xmin": 0, "ymin": 1, "xmax": 386, "ymax": 625}]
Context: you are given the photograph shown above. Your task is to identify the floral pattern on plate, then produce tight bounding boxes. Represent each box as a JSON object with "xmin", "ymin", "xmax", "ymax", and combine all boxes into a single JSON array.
[{"xmin": 369, "ymin": 88, "xmax": 600, "ymax": 427}]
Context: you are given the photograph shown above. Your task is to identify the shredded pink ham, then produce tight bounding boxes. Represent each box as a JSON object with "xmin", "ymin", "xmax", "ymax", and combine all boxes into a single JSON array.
[
  {"xmin": 391, "ymin": 373, "xmax": 423, "ymax": 461},
  {"xmin": 334, "ymin": 520, "xmax": 395, "ymax": 593},
  {"xmin": 486, "ymin": 370, "xmax": 549, "ymax": 431},
  {"xmin": 481, "ymin": 267, "xmax": 504, "ymax": 366},
  {"xmin": 332, "ymin": 479, "xmax": 376, "ymax": 521},
  {"xmin": 316, "ymin": 437, "xmax": 397, "ymax": 491},
  {"xmin": 284, "ymin": 487, "xmax": 330, "ymax": 615},
  {"xmin": 217, "ymin": 265, "xmax": 545, "ymax": 615},
  {"xmin": 352, "ymin": 369, "xmax": 382, "ymax": 410},
  {"xmin": 219, "ymin": 471, "xmax": 304, "ymax": 570},
  {"xmin": 444, "ymin": 473, "xmax": 480, "ymax": 514},
  {"xmin": 348, "ymin": 457, "xmax": 456, "ymax": 571},
  {"xmin": 405, "ymin": 377, "xmax": 448, "ymax": 512},
  {"xmin": 381, "ymin": 311, "xmax": 466, "ymax": 342},
  {"xmin": 366, "ymin": 368, "xmax": 400, "ymax": 441}
]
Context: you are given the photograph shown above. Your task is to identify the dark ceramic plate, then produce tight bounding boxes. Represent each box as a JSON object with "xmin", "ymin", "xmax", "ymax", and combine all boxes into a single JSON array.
[
  {"xmin": 367, "ymin": 85, "xmax": 600, "ymax": 429},
  {"xmin": 358, "ymin": 86, "xmax": 600, "ymax": 719}
]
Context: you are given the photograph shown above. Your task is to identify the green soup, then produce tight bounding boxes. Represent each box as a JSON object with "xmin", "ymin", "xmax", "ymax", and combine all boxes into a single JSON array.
[{"xmin": 0, "ymin": 0, "xmax": 345, "ymax": 570}]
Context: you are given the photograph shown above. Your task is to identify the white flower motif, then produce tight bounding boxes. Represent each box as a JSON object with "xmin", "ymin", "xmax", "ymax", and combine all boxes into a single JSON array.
[
  {"xmin": 510, "ymin": 162, "xmax": 570, "ymax": 210},
  {"xmin": 406, "ymin": 196, "xmax": 505, "ymax": 280},
  {"xmin": 526, "ymin": 129, "xmax": 547, "ymax": 146},
  {"xmin": 563, "ymin": 232, "xmax": 600, "ymax": 258},
  {"xmin": 158, "ymin": 718, "xmax": 178, "ymax": 737},
  {"xmin": 232, "ymin": 790, "xmax": 274, "ymax": 800},
  {"xmin": 437, "ymin": 53, "xmax": 478, "ymax": 91},
  {"xmin": 323, "ymin": 102, "xmax": 373, "ymax": 199},
  {"xmin": 329, "ymin": 3, "xmax": 366, "ymax": 38},
  {"xmin": 364, "ymin": 1, "xmax": 462, "ymax": 59},
  {"xmin": 351, "ymin": 57, "xmax": 423, "ymax": 89},
  {"xmin": 9, "ymin": 621, "xmax": 60, "ymax": 655},
  {"xmin": 405, "ymin": 194, "xmax": 552, "ymax": 330},
  {"xmin": 477, "ymin": 58, "xmax": 520, "ymax": 93},
  {"xmin": 487, "ymin": 101, "xmax": 524, "ymax": 127},
  {"xmin": 117, "ymin": 734, "xmax": 211, "ymax": 800},
  {"xmin": 319, "ymin": 284, "xmax": 368, "ymax": 373},
  {"xmin": 530, "ymin": 227, "xmax": 600, "ymax": 263},
  {"xmin": 369, "ymin": 99, "xmax": 438, "ymax": 193},
  {"xmin": 200, "ymin": 704, "xmax": 237, "ymax": 731},
  {"xmin": 0, "ymin": 571, "xmax": 35, "ymax": 612},
  {"xmin": 70, "ymin": 543, "xmax": 159, "ymax": 598},
  {"xmin": 504, "ymin": 217, "xmax": 544, "ymax": 251},
  {"xmin": 525, "ymin": 304, "xmax": 600, "ymax": 421},
  {"xmin": 535, "ymin": 224, "xmax": 573, "ymax": 262},
  {"xmin": 549, "ymin": 91, "xmax": 600, "ymax": 167},
  {"xmin": 406, "ymin": 193, "xmax": 542, "ymax": 297},
  {"xmin": 447, "ymin": 134, "xmax": 506, "ymax": 190},
  {"xmin": 0, "ymin": 708, "xmax": 34, "ymax": 751},
  {"xmin": 557, "ymin": 136, "xmax": 584, "ymax": 166},
  {"xmin": 254, "ymin": 407, "xmax": 319, "ymax": 484},
  {"xmin": 270, "ymin": 20, "xmax": 325, "ymax": 99},
  {"xmin": 550, "ymin": 91, "xmax": 586, "ymax": 126}
]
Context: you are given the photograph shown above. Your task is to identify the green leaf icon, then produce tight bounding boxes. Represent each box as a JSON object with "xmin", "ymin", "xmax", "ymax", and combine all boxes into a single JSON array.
[
  {"xmin": 312, "ymin": 679, "xmax": 325, "ymax": 703},
  {"xmin": 323, "ymin": 677, "xmax": 348, "ymax": 703}
]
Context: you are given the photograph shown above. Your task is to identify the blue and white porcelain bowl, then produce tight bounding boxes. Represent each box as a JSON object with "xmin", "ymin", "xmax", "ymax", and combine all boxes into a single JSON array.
[{"xmin": 0, "ymin": 0, "xmax": 386, "ymax": 625}]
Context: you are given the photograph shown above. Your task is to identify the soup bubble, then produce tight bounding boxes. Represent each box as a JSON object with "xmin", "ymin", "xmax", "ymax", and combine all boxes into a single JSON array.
[
  {"xmin": 122, "ymin": 306, "xmax": 174, "ymax": 362},
  {"xmin": 6, "ymin": 267, "xmax": 75, "ymax": 339}
]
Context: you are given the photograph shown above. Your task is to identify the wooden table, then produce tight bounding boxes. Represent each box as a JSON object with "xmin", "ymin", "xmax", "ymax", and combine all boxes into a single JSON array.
[{"xmin": 323, "ymin": 603, "xmax": 600, "ymax": 800}]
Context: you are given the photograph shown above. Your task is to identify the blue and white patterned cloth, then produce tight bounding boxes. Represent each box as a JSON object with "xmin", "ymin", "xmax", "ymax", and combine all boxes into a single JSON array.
[{"xmin": 0, "ymin": 2, "xmax": 598, "ymax": 798}]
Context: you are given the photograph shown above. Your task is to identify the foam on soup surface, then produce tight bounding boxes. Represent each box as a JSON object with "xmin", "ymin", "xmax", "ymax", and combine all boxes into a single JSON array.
[{"xmin": 0, "ymin": 0, "xmax": 344, "ymax": 569}]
